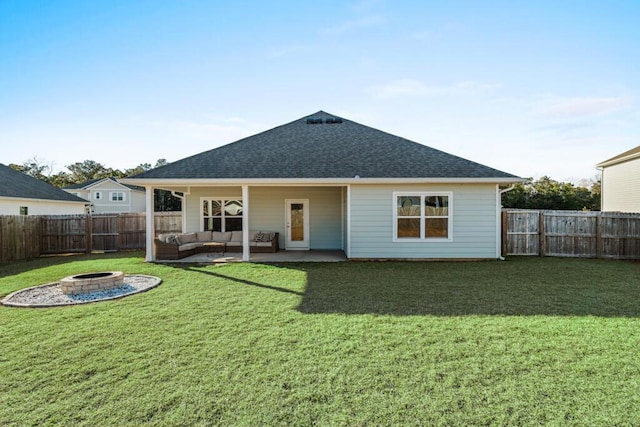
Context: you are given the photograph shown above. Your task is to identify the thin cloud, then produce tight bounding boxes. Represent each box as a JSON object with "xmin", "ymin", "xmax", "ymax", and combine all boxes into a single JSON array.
[
  {"xmin": 321, "ymin": 15, "xmax": 386, "ymax": 36},
  {"xmin": 541, "ymin": 96, "xmax": 632, "ymax": 117},
  {"xmin": 367, "ymin": 79, "xmax": 501, "ymax": 99},
  {"xmin": 266, "ymin": 44, "xmax": 310, "ymax": 59}
]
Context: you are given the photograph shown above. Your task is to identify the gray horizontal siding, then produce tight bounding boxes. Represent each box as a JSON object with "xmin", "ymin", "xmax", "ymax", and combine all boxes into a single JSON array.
[
  {"xmin": 349, "ymin": 184, "xmax": 498, "ymax": 258},
  {"xmin": 184, "ymin": 186, "xmax": 343, "ymax": 250}
]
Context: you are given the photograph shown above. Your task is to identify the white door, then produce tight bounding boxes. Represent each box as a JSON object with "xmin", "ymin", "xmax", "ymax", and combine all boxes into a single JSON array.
[{"xmin": 285, "ymin": 199, "xmax": 309, "ymax": 250}]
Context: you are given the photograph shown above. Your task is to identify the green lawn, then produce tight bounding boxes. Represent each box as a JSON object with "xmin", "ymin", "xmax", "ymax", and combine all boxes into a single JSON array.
[{"xmin": 1, "ymin": 253, "xmax": 639, "ymax": 426}]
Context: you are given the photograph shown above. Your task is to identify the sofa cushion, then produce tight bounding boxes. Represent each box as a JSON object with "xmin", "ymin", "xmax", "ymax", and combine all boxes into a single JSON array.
[
  {"xmin": 226, "ymin": 241, "xmax": 242, "ymax": 247},
  {"xmin": 211, "ymin": 231, "xmax": 232, "ymax": 242},
  {"xmin": 178, "ymin": 242, "xmax": 201, "ymax": 251},
  {"xmin": 176, "ymin": 233, "xmax": 197, "ymax": 245},
  {"xmin": 230, "ymin": 231, "xmax": 243, "ymax": 242},
  {"xmin": 249, "ymin": 231, "xmax": 259, "ymax": 241},
  {"xmin": 254, "ymin": 232, "xmax": 275, "ymax": 242},
  {"xmin": 157, "ymin": 233, "xmax": 173, "ymax": 243},
  {"xmin": 256, "ymin": 242, "xmax": 273, "ymax": 247},
  {"xmin": 196, "ymin": 231, "xmax": 213, "ymax": 242}
]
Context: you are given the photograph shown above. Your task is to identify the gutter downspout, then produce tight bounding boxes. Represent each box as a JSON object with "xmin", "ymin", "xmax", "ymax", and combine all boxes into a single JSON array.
[{"xmin": 497, "ymin": 184, "xmax": 517, "ymax": 260}]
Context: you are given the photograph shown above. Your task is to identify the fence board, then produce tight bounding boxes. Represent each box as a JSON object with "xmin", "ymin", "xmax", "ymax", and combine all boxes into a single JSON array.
[
  {"xmin": 0, "ymin": 215, "xmax": 42, "ymax": 263},
  {"xmin": 1, "ymin": 212, "xmax": 182, "ymax": 263},
  {"xmin": 504, "ymin": 209, "xmax": 640, "ymax": 260},
  {"xmin": 41, "ymin": 215, "xmax": 87, "ymax": 254}
]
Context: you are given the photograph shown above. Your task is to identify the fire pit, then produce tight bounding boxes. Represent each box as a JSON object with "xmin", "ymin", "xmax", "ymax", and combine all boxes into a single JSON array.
[{"xmin": 60, "ymin": 271, "xmax": 124, "ymax": 295}]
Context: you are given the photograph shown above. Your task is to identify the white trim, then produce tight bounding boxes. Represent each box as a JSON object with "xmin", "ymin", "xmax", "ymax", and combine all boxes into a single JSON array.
[
  {"xmin": 346, "ymin": 185, "xmax": 351, "ymax": 258},
  {"xmin": 110, "ymin": 191, "xmax": 126, "ymax": 202},
  {"xmin": 199, "ymin": 196, "xmax": 244, "ymax": 232},
  {"xmin": 285, "ymin": 199, "xmax": 310, "ymax": 250},
  {"xmin": 242, "ymin": 186, "xmax": 249, "ymax": 261},
  {"xmin": 0, "ymin": 196, "xmax": 87, "ymax": 205},
  {"xmin": 121, "ymin": 177, "xmax": 525, "ymax": 187},
  {"xmin": 340, "ymin": 186, "xmax": 344, "ymax": 251},
  {"xmin": 145, "ymin": 186, "xmax": 154, "ymax": 262},
  {"xmin": 392, "ymin": 191, "xmax": 453, "ymax": 242},
  {"xmin": 496, "ymin": 185, "xmax": 501, "ymax": 258}
]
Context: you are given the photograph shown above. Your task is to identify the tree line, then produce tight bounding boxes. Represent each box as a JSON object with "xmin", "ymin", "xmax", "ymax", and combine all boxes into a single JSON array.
[
  {"xmin": 9, "ymin": 157, "xmax": 181, "ymax": 211},
  {"xmin": 501, "ymin": 176, "xmax": 601, "ymax": 211}
]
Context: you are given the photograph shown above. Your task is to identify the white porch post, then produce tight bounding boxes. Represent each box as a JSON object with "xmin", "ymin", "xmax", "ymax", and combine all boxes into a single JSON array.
[
  {"xmin": 242, "ymin": 185, "xmax": 250, "ymax": 261},
  {"xmin": 145, "ymin": 186, "xmax": 155, "ymax": 262},
  {"xmin": 346, "ymin": 184, "xmax": 351, "ymax": 258}
]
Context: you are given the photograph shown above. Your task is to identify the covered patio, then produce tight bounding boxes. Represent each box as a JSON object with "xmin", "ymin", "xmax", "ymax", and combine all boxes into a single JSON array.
[{"xmin": 155, "ymin": 249, "xmax": 347, "ymax": 263}]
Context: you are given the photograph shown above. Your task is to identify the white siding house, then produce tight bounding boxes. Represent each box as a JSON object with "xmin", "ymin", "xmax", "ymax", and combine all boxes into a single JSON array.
[
  {"xmin": 63, "ymin": 178, "xmax": 146, "ymax": 213},
  {"xmin": 597, "ymin": 146, "xmax": 640, "ymax": 213},
  {"xmin": 0, "ymin": 163, "xmax": 88, "ymax": 215},
  {"xmin": 122, "ymin": 111, "xmax": 523, "ymax": 261}
]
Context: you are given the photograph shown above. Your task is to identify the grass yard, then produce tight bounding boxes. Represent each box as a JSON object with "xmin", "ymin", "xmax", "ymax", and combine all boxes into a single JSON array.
[{"xmin": 1, "ymin": 253, "xmax": 639, "ymax": 426}]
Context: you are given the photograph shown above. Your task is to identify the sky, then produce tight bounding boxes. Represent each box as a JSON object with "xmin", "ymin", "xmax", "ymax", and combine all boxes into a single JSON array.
[{"xmin": 1, "ymin": 0, "xmax": 639, "ymax": 184}]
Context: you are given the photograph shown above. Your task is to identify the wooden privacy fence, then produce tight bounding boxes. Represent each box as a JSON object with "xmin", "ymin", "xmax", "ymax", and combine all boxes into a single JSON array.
[
  {"xmin": 503, "ymin": 209, "xmax": 640, "ymax": 259},
  {"xmin": 1, "ymin": 212, "xmax": 182, "ymax": 263}
]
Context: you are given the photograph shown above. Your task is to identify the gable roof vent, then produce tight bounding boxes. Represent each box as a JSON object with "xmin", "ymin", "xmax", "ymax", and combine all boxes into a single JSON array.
[
  {"xmin": 325, "ymin": 117, "xmax": 343, "ymax": 124},
  {"xmin": 306, "ymin": 118, "xmax": 323, "ymax": 124}
]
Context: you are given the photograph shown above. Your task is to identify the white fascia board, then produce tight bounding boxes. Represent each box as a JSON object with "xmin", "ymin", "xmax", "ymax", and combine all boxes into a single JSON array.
[
  {"xmin": 596, "ymin": 152, "xmax": 640, "ymax": 168},
  {"xmin": 0, "ymin": 196, "xmax": 89, "ymax": 205},
  {"xmin": 121, "ymin": 177, "xmax": 526, "ymax": 187},
  {"xmin": 81, "ymin": 178, "xmax": 116, "ymax": 190}
]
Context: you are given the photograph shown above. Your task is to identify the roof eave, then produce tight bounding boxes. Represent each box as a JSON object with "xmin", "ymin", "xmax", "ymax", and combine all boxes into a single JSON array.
[
  {"xmin": 596, "ymin": 151, "xmax": 640, "ymax": 168},
  {"xmin": 0, "ymin": 195, "xmax": 90, "ymax": 204},
  {"xmin": 121, "ymin": 177, "xmax": 525, "ymax": 187}
]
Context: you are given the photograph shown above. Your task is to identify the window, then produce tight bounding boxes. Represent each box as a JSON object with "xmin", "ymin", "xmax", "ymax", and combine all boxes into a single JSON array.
[
  {"xmin": 19, "ymin": 206, "xmax": 28, "ymax": 215},
  {"xmin": 111, "ymin": 192, "xmax": 125, "ymax": 202},
  {"xmin": 393, "ymin": 192, "xmax": 451, "ymax": 241},
  {"xmin": 94, "ymin": 192, "xmax": 102, "ymax": 200},
  {"xmin": 202, "ymin": 198, "xmax": 243, "ymax": 232}
]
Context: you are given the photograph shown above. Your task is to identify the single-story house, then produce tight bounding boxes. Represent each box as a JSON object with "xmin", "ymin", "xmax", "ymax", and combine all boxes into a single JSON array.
[
  {"xmin": 0, "ymin": 163, "xmax": 89, "ymax": 215},
  {"xmin": 63, "ymin": 177, "xmax": 146, "ymax": 214},
  {"xmin": 122, "ymin": 111, "xmax": 523, "ymax": 261},
  {"xmin": 596, "ymin": 145, "xmax": 640, "ymax": 213}
]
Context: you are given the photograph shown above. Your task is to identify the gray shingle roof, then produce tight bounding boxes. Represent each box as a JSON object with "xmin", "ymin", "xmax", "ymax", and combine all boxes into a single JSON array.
[
  {"xmin": 0, "ymin": 164, "xmax": 88, "ymax": 203},
  {"xmin": 133, "ymin": 111, "xmax": 520, "ymax": 180}
]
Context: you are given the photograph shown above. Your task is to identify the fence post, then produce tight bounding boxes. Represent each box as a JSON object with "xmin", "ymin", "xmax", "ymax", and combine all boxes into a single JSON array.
[
  {"xmin": 501, "ymin": 210, "xmax": 508, "ymax": 257},
  {"xmin": 539, "ymin": 211, "xmax": 545, "ymax": 257},
  {"xmin": 86, "ymin": 214, "xmax": 92, "ymax": 254},
  {"xmin": 595, "ymin": 214, "xmax": 602, "ymax": 259}
]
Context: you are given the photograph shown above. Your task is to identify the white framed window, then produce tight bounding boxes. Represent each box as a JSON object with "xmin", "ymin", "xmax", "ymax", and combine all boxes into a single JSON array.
[
  {"xmin": 94, "ymin": 191, "xmax": 102, "ymax": 200},
  {"xmin": 201, "ymin": 198, "xmax": 243, "ymax": 232},
  {"xmin": 110, "ymin": 192, "xmax": 125, "ymax": 202},
  {"xmin": 393, "ymin": 192, "xmax": 452, "ymax": 241}
]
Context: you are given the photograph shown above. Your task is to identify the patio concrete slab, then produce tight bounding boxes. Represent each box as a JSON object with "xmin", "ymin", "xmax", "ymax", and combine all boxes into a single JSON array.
[{"xmin": 156, "ymin": 250, "xmax": 347, "ymax": 264}]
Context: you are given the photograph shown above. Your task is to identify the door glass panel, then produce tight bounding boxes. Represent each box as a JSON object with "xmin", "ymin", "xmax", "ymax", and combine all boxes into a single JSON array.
[{"xmin": 290, "ymin": 203, "xmax": 304, "ymax": 241}]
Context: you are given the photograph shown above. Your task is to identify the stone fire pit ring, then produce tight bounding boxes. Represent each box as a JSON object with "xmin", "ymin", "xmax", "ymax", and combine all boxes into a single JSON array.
[
  {"xmin": 1, "ymin": 274, "xmax": 161, "ymax": 308},
  {"xmin": 60, "ymin": 271, "xmax": 125, "ymax": 295}
]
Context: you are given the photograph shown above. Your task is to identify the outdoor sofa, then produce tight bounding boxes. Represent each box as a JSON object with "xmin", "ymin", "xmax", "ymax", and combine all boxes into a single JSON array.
[{"xmin": 155, "ymin": 230, "xmax": 279, "ymax": 260}]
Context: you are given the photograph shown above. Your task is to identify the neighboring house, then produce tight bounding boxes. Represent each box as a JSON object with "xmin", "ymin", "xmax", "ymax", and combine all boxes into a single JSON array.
[
  {"xmin": 63, "ymin": 177, "xmax": 146, "ymax": 214},
  {"xmin": 596, "ymin": 145, "xmax": 640, "ymax": 213},
  {"xmin": 123, "ymin": 111, "xmax": 523, "ymax": 261},
  {"xmin": 0, "ymin": 163, "xmax": 89, "ymax": 215}
]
